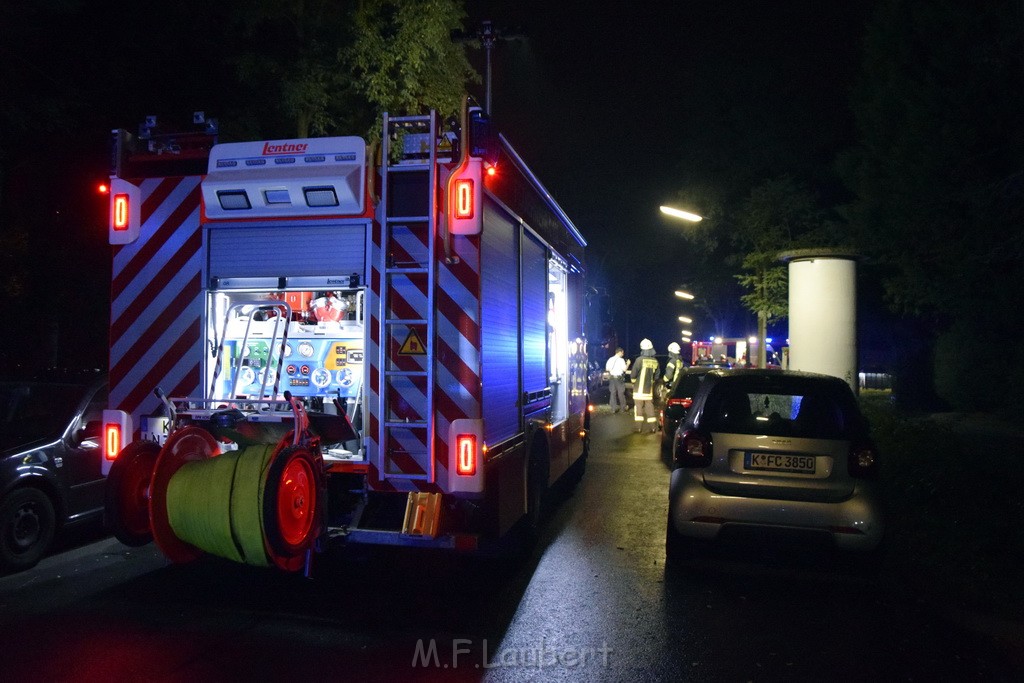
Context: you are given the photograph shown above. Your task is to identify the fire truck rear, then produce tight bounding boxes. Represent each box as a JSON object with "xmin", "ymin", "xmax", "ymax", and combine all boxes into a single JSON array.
[{"xmin": 100, "ymin": 106, "xmax": 590, "ymax": 572}]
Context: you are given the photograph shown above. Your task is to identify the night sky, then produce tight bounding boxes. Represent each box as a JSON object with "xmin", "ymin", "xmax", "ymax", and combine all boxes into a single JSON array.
[
  {"xmin": 466, "ymin": 1, "xmax": 873, "ymax": 350},
  {"xmin": 1, "ymin": 0, "xmax": 877, "ymax": 371}
]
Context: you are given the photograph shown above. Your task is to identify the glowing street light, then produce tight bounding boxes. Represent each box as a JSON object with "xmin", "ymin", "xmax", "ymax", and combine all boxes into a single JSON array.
[
  {"xmin": 677, "ymin": 315, "xmax": 692, "ymax": 323},
  {"xmin": 660, "ymin": 205, "xmax": 703, "ymax": 222},
  {"xmin": 674, "ymin": 290, "xmax": 694, "ymax": 300},
  {"xmin": 680, "ymin": 329, "xmax": 692, "ymax": 337}
]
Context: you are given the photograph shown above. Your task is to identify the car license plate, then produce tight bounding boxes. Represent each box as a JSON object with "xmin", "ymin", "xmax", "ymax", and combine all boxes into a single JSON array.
[{"xmin": 745, "ymin": 452, "xmax": 816, "ymax": 474}]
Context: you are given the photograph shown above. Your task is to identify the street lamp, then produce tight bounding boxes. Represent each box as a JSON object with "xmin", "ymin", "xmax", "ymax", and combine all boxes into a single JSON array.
[
  {"xmin": 454, "ymin": 20, "xmax": 526, "ymax": 115},
  {"xmin": 674, "ymin": 290, "xmax": 694, "ymax": 300},
  {"xmin": 660, "ymin": 205, "xmax": 703, "ymax": 223},
  {"xmin": 677, "ymin": 316, "xmax": 692, "ymax": 323},
  {"xmin": 680, "ymin": 329, "xmax": 692, "ymax": 337}
]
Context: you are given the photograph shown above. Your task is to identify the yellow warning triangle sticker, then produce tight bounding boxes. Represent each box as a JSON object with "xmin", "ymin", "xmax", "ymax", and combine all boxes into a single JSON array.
[{"xmin": 399, "ymin": 329, "xmax": 427, "ymax": 355}]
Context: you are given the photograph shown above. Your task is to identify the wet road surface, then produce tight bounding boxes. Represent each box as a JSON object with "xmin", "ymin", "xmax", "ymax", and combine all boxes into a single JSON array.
[{"xmin": 1, "ymin": 408, "xmax": 1018, "ymax": 681}]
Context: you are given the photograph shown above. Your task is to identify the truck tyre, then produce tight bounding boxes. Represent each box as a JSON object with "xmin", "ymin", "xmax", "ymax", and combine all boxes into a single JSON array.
[
  {"xmin": 525, "ymin": 443, "xmax": 549, "ymax": 531},
  {"xmin": 104, "ymin": 440, "xmax": 161, "ymax": 547},
  {"xmin": 0, "ymin": 487, "xmax": 56, "ymax": 573}
]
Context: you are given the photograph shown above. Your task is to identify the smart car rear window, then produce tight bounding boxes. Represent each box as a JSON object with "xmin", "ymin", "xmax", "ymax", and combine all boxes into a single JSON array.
[{"xmin": 701, "ymin": 381, "xmax": 853, "ymax": 439}]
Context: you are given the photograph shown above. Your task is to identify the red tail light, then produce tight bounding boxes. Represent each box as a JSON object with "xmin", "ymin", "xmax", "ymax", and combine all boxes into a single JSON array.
[
  {"xmin": 104, "ymin": 423, "xmax": 122, "ymax": 461},
  {"xmin": 848, "ymin": 440, "xmax": 878, "ymax": 479},
  {"xmin": 453, "ymin": 178, "xmax": 474, "ymax": 219},
  {"xmin": 455, "ymin": 434, "xmax": 477, "ymax": 476},
  {"xmin": 666, "ymin": 397, "xmax": 693, "ymax": 409},
  {"xmin": 674, "ymin": 429, "xmax": 712, "ymax": 468},
  {"xmin": 113, "ymin": 193, "xmax": 130, "ymax": 230}
]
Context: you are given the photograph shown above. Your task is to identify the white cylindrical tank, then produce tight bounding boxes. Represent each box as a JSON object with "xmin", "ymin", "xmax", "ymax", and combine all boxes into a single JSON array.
[{"xmin": 781, "ymin": 249, "xmax": 858, "ymax": 391}]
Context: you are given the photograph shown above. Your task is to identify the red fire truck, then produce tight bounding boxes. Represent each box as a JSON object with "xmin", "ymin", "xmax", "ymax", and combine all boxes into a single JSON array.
[{"xmin": 101, "ymin": 105, "xmax": 589, "ymax": 572}]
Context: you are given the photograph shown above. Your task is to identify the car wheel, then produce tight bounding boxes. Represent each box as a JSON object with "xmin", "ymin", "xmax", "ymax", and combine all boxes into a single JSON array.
[
  {"xmin": 665, "ymin": 517, "xmax": 684, "ymax": 566},
  {"xmin": 0, "ymin": 488, "xmax": 56, "ymax": 573},
  {"xmin": 660, "ymin": 427, "xmax": 673, "ymax": 453},
  {"xmin": 665, "ymin": 516, "xmax": 705, "ymax": 568}
]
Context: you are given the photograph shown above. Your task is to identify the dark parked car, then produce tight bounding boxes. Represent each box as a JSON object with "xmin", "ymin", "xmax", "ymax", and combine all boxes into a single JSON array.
[
  {"xmin": 666, "ymin": 369, "xmax": 884, "ymax": 564},
  {"xmin": 658, "ymin": 366, "xmax": 719, "ymax": 451},
  {"xmin": 1, "ymin": 375, "xmax": 108, "ymax": 572}
]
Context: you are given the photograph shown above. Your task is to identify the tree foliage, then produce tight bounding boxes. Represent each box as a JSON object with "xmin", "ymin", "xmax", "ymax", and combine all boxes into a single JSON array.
[
  {"xmin": 839, "ymin": 0, "xmax": 1024, "ymax": 407},
  {"xmin": 227, "ymin": 0, "xmax": 477, "ymax": 140},
  {"xmin": 347, "ymin": 0, "xmax": 479, "ymax": 140},
  {"xmin": 838, "ymin": 0, "xmax": 1024, "ymax": 321},
  {"xmin": 732, "ymin": 175, "xmax": 839, "ymax": 325}
]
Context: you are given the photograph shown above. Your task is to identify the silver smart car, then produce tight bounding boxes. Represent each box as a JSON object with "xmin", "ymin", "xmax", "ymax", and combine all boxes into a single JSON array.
[{"xmin": 666, "ymin": 369, "xmax": 884, "ymax": 562}]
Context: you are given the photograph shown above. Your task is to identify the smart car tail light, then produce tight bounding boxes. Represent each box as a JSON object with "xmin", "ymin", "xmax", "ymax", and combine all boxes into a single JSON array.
[
  {"xmin": 848, "ymin": 439, "xmax": 879, "ymax": 479},
  {"xmin": 674, "ymin": 429, "xmax": 712, "ymax": 468},
  {"xmin": 666, "ymin": 397, "xmax": 693, "ymax": 409}
]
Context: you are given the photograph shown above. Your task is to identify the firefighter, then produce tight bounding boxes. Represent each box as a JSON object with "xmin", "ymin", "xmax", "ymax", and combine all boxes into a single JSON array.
[
  {"xmin": 631, "ymin": 339, "xmax": 661, "ymax": 433},
  {"xmin": 662, "ymin": 341, "xmax": 683, "ymax": 399}
]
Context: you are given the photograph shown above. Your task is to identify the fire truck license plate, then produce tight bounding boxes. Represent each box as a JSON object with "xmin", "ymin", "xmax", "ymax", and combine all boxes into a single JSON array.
[{"xmin": 745, "ymin": 452, "xmax": 816, "ymax": 474}]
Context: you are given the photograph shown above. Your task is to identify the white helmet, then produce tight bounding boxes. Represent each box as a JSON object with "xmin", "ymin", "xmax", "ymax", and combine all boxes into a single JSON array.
[
  {"xmin": 640, "ymin": 338, "xmax": 653, "ymax": 350},
  {"xmin": 668, "ymin": 342, "xmax": 681, "ymax": 354}
]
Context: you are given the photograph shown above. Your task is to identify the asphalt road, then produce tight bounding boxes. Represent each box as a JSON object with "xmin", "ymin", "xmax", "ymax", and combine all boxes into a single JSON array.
[{"xmin": 0, "ymin": 407, "xmax": 1019, "ymax": 682}]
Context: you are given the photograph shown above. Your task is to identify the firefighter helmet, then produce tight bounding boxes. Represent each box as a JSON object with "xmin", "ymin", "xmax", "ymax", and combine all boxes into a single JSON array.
[
  {"xmin": 640, "ymin": 338, "xmax": 653, "ymax": 350},
  {"xmin": 668, "ymin": 342, "xmax": 681, "ymax": 354}
]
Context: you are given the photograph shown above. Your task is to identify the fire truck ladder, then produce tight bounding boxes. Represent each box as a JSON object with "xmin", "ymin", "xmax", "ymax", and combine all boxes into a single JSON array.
[{"xmin": 377, "ymin": 111, "xmax": 444, "ymax": 484}]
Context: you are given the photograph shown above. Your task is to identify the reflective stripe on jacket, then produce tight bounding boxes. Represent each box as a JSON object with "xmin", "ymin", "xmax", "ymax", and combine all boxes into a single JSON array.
[{"xmin": 631, "ymin": 356, "xmax": 660, "ymax": 400}]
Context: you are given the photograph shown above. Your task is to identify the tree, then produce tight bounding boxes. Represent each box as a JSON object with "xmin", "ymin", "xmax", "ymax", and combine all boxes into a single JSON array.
[
  {"xmin": 228, "ymin": 0, "xmax": 477, "ymax": 140},
  {"xmin": 347, "ymin": 0, "xmax": 479, "ymax": 141},
  {"xmin": 838, "ymin": 0, "xmax": 1024, "ymax": 409},
  {"xmin": 733, "ymin": 176, "xmax": 838, "ymax": 366}
]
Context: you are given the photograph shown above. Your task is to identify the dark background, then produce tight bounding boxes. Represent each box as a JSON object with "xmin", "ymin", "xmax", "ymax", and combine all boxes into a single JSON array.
[{"xmin": 0, "ymin": 1, "xmax": 1005, "ymax": 399}]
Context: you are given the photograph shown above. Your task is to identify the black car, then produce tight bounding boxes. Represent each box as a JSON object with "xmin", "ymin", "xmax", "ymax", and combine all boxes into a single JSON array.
[
  {"xmin": 658, "ymin": 367, "xmax": 719, "ymax": 451},
  {"xmin": 0, "ymin": 375, "xmax": 108, "ymax": 572}
]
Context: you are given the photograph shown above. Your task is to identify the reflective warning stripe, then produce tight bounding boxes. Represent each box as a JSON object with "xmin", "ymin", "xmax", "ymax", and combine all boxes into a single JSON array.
[
  {"xmin": 432, "ymin": 233, "xmax": 481, "ymax": 488},
  {"xmin": 109, "ymin": 176, "xmax": 205, "ymax": 437}
]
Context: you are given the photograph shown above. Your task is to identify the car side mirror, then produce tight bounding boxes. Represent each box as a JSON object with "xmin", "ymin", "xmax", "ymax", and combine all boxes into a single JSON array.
[{"xmin": 76, "ymin": 420, "xmax": 103, "ymax": 447}]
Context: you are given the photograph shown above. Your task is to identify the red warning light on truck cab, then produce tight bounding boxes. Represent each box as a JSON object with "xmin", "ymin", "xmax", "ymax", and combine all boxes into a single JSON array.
[
  {"xmin": 113, "ymin": 194, "xmax": 130, "ymax": 230},
  {"xmin": 455, "ymin": 434, "xmax": 477, "ymax": 476}
]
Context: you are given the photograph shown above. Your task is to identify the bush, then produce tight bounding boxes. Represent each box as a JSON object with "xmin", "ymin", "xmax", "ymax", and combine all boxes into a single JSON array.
[{"xmin": 861, "ymin": 390, "xmax": 1024, "ymax": 616}]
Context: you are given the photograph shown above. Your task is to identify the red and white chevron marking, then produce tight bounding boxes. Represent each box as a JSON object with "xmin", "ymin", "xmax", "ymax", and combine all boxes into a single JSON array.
[
  {"xmin": 109, "ymin": 176, "xmax": 204, "ymax": 436},
  {"xmin": 367, "ymin": 214, "xmax": 482, "ymax": 493},
  {"xmin": 433, "ymin": 233, "xmax": 481, "ymax": 487}
]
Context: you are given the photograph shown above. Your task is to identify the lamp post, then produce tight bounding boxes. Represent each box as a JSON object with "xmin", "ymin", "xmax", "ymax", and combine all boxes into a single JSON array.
[{"xmin": 453, "ymin": 20, "xmax": 526, "ymax": 116}]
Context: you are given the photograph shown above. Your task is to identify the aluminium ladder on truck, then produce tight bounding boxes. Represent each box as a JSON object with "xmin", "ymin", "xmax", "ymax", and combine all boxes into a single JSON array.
[{"xmin": 377, "ymin": 112, "xmax": 441, "ymax": 486}]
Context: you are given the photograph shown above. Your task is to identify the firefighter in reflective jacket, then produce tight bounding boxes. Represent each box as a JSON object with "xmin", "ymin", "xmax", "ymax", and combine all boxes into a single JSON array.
[
  {"xmin": 662, "ymin": 341, "xmax": 683, "ymax": 399},
  {"xmin": 631, "ymin": 339, "xmax": 661, "ymax": 433}
]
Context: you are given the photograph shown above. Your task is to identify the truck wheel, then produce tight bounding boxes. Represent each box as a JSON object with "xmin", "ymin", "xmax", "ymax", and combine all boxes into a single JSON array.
[
  {"xmin": 0, "ymin": 488, "xmax": 56, "ymax": 573},
  {"xmin": 525, "ymin": 445, "xmax": 549, "ymax": 531},
  {"xmin": 104, "ymin": 440, "xmax": 161, "ymax": 546}
]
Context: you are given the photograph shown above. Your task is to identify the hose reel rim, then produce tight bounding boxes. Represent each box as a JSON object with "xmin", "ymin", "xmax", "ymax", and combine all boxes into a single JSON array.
[
  {"xmin": 150, "ymin": 426, "xmax": 221, "ymax": 564},
  {"xmin": 104, "ymin": 439, "xmax": 161, "ymax": 546}
]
